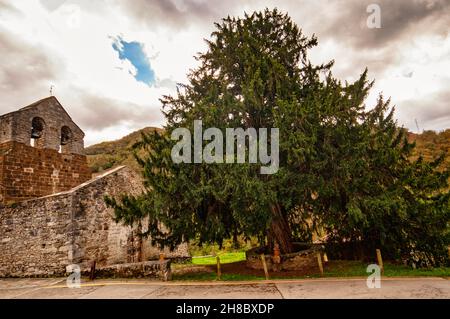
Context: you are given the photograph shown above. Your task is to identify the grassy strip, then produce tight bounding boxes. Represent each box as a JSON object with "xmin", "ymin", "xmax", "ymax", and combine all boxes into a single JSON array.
[
  {"xmin": 383, "ymin": 263, "xmax": 450, "ymax": 277},
  {"xmin": 191, "ymin": 252, "xmax": 246, "ymax": 265},
  {"xmin": 173, "ymin": 259, "xmax": 450, "ymax": 281},
  {"xmin": 322, "ymin": 261, "xmax": 450, "ymax": 278}
]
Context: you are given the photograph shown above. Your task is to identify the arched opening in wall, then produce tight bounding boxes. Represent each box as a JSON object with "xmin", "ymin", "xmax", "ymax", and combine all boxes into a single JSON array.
[
  {"xmin": 30, "ymin": 117, "xmax": 45, "ymax": 148},
  {"xmin": 60, "ymin": 126, "xmax": 72, "ymax": 153}
]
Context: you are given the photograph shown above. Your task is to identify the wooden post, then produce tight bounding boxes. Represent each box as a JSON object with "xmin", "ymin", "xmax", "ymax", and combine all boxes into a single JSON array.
[
  {"xmin": 216, "ymin": 256, "xmax": 222, "ymax": 280},
  {"xmin": 317, "ymin": 253, "xmax": 324, "ymax": 276},
  {"xmin": 260, "ymin": 254, "xmax": 270, "ymax": 280},
  {"xmin": 272, "ymin": 243, "xmax": 281, "ymax": 272},
  {"xmin": 323, "ymin": 252, "xmax": 329, "ymax": 263},
  {"xmin": 159, "ymin": 253, "xmax": 166, "ymax": 281},
  {"xmin": 89, "ymin": 260, "xmax": 96, "ymax": 281},
  {"xmin": 376, "ymin": 249, "xmax": 384, "ymax": 274}
]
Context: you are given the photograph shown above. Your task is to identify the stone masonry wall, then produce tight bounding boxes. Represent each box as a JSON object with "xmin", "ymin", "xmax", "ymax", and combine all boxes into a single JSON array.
[
  {"xmin": 0, "ymin": 193, "xmax": 73, "ymax": 277},
  {"xmin": 0, "ymin": 113, "xmax": 13, "ymax": 146},
  {"xmin": 0, "ymin": 166, "xmax": 189, "ymax": 277},
  {"xmin": 70, "ymin": 166, "xmax": 189, "ymax": 269},
  {"xmin": 0, "ymin": 141, "xmax": 91, "ymax": 204},
  {"xmin": 70, "ymin": 166, "xmax": 143, "ymax": 269},
  {"xmin": 0, "ymin": 145, "xmax": 5, "ymax": 206}
]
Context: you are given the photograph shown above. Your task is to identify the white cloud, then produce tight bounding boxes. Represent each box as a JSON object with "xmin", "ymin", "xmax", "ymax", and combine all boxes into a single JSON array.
[
  {"xmin": 0, "ymin": 0, "xmax": 178, "ymax": 145},
  {"xmin": 0, "ymin": 0, "xmax": 449, "ymax": 147}
]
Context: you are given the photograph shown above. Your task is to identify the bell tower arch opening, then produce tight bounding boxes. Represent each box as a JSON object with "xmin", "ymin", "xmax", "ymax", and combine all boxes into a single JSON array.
[
  {"xmin": 30, "ymin": 117, "xmax": 46, "ymax": 148},
  {"xmin": 60, "ymin": 125, "xmax": 73, "ymax": 153}
]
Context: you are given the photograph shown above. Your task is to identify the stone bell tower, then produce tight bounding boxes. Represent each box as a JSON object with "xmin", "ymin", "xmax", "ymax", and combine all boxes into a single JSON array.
[{"xmin": 0, "ymin": 96, "xmax": 91, "ymax": 204}]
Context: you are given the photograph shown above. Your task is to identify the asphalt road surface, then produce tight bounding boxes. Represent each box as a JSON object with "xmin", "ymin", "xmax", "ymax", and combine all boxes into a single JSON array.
[{"xmin": 0, "ymin": 277, "xmax": 448, "ymax": 299}]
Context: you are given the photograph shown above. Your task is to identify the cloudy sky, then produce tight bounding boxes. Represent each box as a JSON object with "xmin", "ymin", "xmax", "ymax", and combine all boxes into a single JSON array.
[{"xmin": 0, "ymin": 0, "xmax": 449, "ymax": 145}]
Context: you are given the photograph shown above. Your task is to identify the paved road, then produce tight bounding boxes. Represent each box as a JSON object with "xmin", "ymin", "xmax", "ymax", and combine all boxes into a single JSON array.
[{"xmin": 0, "ymin": 277, "xmax": 448, "ymax": 299}]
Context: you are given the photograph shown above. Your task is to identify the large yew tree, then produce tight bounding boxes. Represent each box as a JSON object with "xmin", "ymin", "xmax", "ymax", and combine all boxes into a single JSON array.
[{"xmin": 107, "ymin": 9, "xmax": 449, "ymax": 265}]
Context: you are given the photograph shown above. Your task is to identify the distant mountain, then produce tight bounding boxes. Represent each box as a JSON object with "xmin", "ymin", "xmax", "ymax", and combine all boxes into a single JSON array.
[
  {"xmin": 85, "ymin": 127, "xmax": 162, "ymax": 174},
  {"xmin": 85, "ymin": 127, "xmax": 449, "ymax": 175}
]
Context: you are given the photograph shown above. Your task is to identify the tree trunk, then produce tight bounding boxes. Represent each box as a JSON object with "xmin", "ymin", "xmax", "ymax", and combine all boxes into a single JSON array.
[{"xmin": 268, "ymin": 203, "xmax": 294, "ymax": 254}]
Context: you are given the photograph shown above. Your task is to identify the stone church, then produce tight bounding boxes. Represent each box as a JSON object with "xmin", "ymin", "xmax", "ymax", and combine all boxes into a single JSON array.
[{"xmin": 0, "ymin": 96, "xmax": 188, "ymax": 277}]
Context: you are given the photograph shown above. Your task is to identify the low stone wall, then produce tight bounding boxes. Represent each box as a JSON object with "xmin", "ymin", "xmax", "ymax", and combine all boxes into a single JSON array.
[
  {"xmin": 83, "ymin": 260, "xmax": 172, "ymax": 281},
  {"xmin": 246, "ymin": 243, "xmax": 324, "ymax": 271},
  {"xmin": 0, "ymin": 166, "xmax": 190, "ymax": 277},
  {"xmin": 0, "ymin": 193, "xmax": 73, "ymax": 277}
]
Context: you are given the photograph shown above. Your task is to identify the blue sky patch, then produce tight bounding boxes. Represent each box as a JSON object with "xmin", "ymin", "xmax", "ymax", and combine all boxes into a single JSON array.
[{"xmin": 112, "ymin": 37, "xmax": 155, "ymax": 85}]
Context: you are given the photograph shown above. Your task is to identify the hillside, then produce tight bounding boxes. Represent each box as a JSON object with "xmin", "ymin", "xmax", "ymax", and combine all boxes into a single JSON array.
[
  {"xmin": 85, "ymin": 127, "xmax": 450, "ymax": 174},
  {"xmin": 408, "ymin": 129, "xmax": 450, "ymax": 170},
  {"xmin": 85, "ymin": 127, "xmax": 162, "ymax": 174}
]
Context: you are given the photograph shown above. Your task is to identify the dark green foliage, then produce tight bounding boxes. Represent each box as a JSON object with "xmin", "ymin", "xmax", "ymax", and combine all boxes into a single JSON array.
[{"xmin": 106, "ymin": 9, "xmax": 449, "ymax": 266}]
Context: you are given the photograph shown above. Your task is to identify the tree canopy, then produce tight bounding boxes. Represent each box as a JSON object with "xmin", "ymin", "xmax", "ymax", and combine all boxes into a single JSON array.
[{"xmin": 106, "ymin": 9, "xmax": 450, "ymax": 266}]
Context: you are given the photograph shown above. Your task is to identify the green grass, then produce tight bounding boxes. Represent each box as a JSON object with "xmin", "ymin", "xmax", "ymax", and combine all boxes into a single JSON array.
[
  {"xmin": 191, "ymin": 252, "xmax": 246, "ymax": 265},
  {"xmin": 320, "ymin": 261, "xmax": 369, "ymax": 278},
  {"xmin": 309, "ymin": 261, "xmax": 450, "ymax": 279},
  {"xmin": 172, "ymin": 259, "xmax": 450, "ymax": 282},
  {"xmin": 383, "ymin": 263, "xmax": 450, "ymax": 277}
]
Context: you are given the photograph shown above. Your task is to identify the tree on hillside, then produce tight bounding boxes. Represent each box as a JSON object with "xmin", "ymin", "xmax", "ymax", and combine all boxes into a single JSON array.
[{"xmin": 106, "ymin": 9, "xmax": 449, "ymax": 265}]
